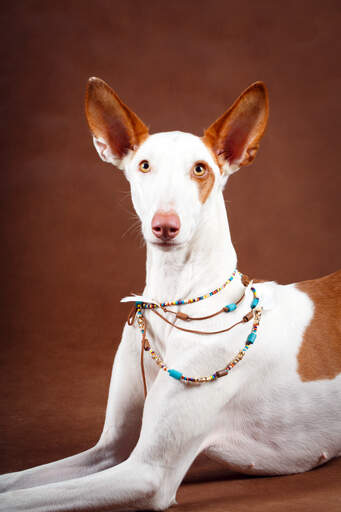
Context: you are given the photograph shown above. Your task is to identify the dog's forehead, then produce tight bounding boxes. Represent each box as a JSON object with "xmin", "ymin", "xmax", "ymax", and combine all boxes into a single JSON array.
[{"xmin": 134, "ymin": 131, "xmax": 215, "ymax": 167}]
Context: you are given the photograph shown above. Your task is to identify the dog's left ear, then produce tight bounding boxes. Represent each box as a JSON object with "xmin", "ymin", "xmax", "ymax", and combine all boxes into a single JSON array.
[
  {"xmin": 85, "ymin": 77, "xmax": 149, "ymax": 169},
  {"xmin": 203, "ymin": 82, "xmax": 269, "ymax": 175}
]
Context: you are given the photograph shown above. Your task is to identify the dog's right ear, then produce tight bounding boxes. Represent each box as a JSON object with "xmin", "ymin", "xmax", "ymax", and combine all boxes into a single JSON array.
[{"xmin": 85, "ymin": 77, "xmax": 149, "ymax": 169}]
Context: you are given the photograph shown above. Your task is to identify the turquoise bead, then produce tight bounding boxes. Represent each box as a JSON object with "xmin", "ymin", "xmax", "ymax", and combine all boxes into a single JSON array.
[
  {"xmin": 246, "ymin": 332, "xmax": 257, "ymax": 344},
  {"xmin": 168, "ymin": 369, "xmax": 183, "ymax": 380},
  {"xmin": 225, "ymin": 303, "xmax": 237, "ymax": 312},
  {"xmin": 251, "ymin": 297, "xmax": 259, "ymax": 309}
]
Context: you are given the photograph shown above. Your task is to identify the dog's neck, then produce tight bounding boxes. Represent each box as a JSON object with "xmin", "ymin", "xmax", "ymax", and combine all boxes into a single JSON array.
[{"xmin": 144, "ymin": 193, "xmax": 241, "ymax": 303}]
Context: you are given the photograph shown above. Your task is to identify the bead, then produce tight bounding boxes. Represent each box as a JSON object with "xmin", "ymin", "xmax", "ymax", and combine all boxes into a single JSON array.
[
  {"xmin": 243, "ymin": 311, "xmax": 253, "ymax": 322},
  {"xmin": 176, "ymin": 312, "xmax": 189, "ymax": 321},
  {"xmin": 216, "ymin": 369, "xmax": 228, "ymax": 378},
  {"xmin": 251, "ymin": 297, "xmax": 259, "ymax": 309},
  {"xmin": 224, "ymin": 303, "xmax": 237, "ymax": 312},
  {"xmin": 168, "ymin": 369, "xmax": 183, "ymax": 380},
  {"xmin": 247, "ymin": 332, "xmax": 257, "ymax": 344}
]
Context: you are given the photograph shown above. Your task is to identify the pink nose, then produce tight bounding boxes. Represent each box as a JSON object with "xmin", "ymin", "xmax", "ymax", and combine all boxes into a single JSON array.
[{"xmin": 151, "ymin": 211, "xmax": 180, "ymax": 241}]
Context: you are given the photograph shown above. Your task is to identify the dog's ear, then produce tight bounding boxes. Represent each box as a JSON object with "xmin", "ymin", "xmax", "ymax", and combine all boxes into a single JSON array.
[
  {"xmin": 85, "ymin": 77, "xmax": 149, "ymax": 169},
  {"xmin": 203, "ymin": 82, "xmax": 269, "ymax": 175}
]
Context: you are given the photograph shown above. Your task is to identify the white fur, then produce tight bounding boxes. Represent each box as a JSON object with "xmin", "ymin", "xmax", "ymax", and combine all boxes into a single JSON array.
[{"xmin": 1, "ymin": 130, "xmax": 340, "ymax": 511}]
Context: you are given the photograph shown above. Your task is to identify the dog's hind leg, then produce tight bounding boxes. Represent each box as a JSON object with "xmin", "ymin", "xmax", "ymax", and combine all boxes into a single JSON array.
[{"xmin": 0, "ymin": 325, "xmax": 144, "ymax": 492}]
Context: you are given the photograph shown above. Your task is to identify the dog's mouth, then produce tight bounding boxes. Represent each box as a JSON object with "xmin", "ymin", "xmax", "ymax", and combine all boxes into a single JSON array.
[{"xmin": 150, "ymin": 239, "xmax": 183, "ymax": 249}]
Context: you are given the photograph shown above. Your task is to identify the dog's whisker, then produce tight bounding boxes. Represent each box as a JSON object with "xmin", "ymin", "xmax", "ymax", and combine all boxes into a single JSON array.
[{"xmin": 121, "ymin": 219, "xmax": 141, "ymax": 239}]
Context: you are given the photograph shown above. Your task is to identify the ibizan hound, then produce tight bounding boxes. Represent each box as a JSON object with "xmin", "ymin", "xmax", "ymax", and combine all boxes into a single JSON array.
[{"xmin": 1, "ymin": 78, "xmax": 340, "ymax": 512}]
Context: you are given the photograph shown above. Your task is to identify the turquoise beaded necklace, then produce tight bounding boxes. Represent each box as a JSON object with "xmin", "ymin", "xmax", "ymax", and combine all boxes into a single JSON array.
[{"xmin": 128, "ymin": 270, "xmax": 262, "ymax": 392}]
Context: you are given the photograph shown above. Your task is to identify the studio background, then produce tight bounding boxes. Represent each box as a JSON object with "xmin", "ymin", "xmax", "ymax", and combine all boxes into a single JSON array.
[{"xmin": 1, "ymin": 1, "xmax": 340, "ymax": 510}]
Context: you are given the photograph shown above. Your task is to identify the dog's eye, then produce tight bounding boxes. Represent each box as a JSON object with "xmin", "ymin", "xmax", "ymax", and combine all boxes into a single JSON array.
[
  {"xmin": 139, "ymin": 160, "xmax": 151, "ymax": 173},
  {"xmin": 192, "ymin": 163, "xmax": 207, "ymax": 177}
]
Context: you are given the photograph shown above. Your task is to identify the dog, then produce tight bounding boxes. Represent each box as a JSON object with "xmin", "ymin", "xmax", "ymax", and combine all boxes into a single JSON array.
[{"xmin": 1, "ymin": 77, "xmax": 340, "ymax": 511}]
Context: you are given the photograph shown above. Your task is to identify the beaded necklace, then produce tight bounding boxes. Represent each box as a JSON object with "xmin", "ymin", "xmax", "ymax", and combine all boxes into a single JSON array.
[
  {"xmin": 127, "ymin": 270, "xmax": 262, "ymax": 394},
  {"xmin": 140, "ymin": 269, "xmax": 237, "ymax": 309}
]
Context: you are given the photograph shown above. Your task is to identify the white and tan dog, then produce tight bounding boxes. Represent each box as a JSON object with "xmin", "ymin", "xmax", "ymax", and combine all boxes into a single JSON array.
[{"xmin": 1, "ymin": 78, "xmax": 340, "ymax": 511}]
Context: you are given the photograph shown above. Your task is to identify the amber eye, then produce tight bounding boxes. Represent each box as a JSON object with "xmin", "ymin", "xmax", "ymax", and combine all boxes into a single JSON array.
[
  {"xmin": 139, "ymin": 160, "xmax": 151, "ymax": 173},
  {"xmin": 192, "ymin": 163, "xmax": 207, "ymax": 177}
]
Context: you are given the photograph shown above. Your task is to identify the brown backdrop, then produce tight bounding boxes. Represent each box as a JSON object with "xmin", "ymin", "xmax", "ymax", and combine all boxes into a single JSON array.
[{"xmin": 1, "ymin": 1, "xmax": 340, "ymax": 510}]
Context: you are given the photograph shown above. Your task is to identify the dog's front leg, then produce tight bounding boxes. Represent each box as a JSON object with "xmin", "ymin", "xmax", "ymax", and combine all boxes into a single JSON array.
[
  {"xmin": 0, "ymin": 367, "xmax": 237, "ymax": 511},
  {"xmin": 0, "ymin": 324, "xmax": 145, "ymax": 492}
]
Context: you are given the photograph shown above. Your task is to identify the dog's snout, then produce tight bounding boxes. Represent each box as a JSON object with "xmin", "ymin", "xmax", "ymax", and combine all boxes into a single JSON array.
[{"xmin": 151, "ymin": 211, "xmax": 180, "ymax": 241}]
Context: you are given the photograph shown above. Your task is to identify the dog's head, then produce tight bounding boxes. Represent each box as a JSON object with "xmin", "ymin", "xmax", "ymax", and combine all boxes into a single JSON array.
[{"xmin": 85, "ymin": 78, "xmax": 268, "ymax": 249}]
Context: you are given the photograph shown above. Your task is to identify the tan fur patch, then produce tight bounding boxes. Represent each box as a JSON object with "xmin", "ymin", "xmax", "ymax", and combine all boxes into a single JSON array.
[
  {"xmin": 296, "ymin": 270, "xmax": 341, "ymax": 381},
  {"xmin": 190, "ymin": 162, "xmax": 215, "ymax": 203},
  {"xmin": 201, "ymin": 138, "xmax": 223, "ymax": 174}
]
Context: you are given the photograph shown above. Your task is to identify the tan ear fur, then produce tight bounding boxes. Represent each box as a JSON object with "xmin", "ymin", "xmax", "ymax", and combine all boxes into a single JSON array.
[
  {"xmin": 85, "ymin": 77, "xmax": 149, "ymax": 162},
  {"xmin": 203, "ymin": 82, "xmax": 269, "ymax": 173}
]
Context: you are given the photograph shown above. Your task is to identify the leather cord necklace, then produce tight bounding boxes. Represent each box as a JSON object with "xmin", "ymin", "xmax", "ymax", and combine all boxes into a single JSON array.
[{"xmin": 126, "ymin": 272, "xmax": 262, "ymax": 397}]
